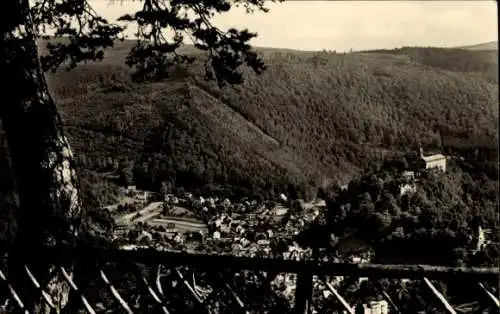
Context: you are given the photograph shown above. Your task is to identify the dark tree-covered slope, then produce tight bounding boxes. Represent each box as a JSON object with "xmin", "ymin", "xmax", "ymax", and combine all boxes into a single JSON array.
[
  {"xmin": 455, "ymin": 41, "xmax": 498, "ymax": 52},
  {"xmin": 1, "ymin": 43, "xmax": 497, "ymax": 227},
  {"xmin": 365, "ymin": 46, "xmax": 498, "ymax": 82},
  {"xmin": 44, "ymin": 44, "xmax": 498, "ymax": 198}
]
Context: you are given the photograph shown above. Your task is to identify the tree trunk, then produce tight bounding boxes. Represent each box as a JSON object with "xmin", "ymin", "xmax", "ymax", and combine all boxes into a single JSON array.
[{"xmin": 0, "ymin": 1, "xmax": 82, "ymax": 313}]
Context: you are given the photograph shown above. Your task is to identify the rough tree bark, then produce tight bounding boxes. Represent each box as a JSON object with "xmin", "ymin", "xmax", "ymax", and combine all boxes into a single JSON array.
[{"xmin": 0, "ymin": 0, "xmax": 82, "ymax": 313}]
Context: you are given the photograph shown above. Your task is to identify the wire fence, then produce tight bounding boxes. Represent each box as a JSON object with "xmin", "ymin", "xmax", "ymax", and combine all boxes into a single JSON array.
[{"xmin": 0, "ymin": 246, "xmax": 498, "ymax": 314}]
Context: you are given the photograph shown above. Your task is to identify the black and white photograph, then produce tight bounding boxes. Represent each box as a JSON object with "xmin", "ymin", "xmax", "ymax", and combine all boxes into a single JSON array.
[{"xmin": 0, "ymin": 0, "xmax": 498, "ymax": 313}]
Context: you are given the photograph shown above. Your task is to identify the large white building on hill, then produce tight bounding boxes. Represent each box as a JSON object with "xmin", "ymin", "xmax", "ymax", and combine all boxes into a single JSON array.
[{"xmin": 420, "ymin": 147, "xmax": 446, "ymax": 173}]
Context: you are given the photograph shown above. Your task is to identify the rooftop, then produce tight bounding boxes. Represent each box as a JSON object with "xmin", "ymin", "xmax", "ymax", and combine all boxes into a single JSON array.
[{"xmin": 422, "ymin": 154, "xmax": 446, "ymax": 162}]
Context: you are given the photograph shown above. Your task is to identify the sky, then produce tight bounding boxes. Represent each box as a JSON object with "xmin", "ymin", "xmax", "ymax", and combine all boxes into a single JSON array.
[{"xmin": 89, "ymin": 0, "xmax": 498, "ymax": 52}]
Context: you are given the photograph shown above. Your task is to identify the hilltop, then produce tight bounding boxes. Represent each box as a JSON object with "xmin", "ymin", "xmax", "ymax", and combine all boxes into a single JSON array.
[{"xmin": 456, "ymin": 41, "xmax": 498, "ymax": 51}]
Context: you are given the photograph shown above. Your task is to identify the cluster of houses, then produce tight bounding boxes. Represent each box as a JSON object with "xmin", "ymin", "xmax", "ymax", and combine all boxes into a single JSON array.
[
  {"xmin": 115, "ymin": 189, "xmax": 300, "ymax": 254},
  {"xmin": 399, "ymin": 171, "xmax": 417, "ymax": 197},
  {"xmin": 114, "ymin": 185, "xmax": 395, "ymax": 314},
  {"xmin": 165, "ymin": 192, "xmax": 270, "ymax": 216},
  {"xmin": 209, "ymin": 211, "xmax": 278, "ymax": 252},
  {"xmin": 114, "ymin": 164, "xmax": 477, "ymax": 314},
  {"xmin": 119, "ymin": 185, "xmax": 154, "ymax": 202},
  {"xmin": 205, "ymin": 197, "xmax": 325, "ymax": 257},
  {"xmin": 356, "ymin": 300, "xmax": 389, "ymax": 314}
]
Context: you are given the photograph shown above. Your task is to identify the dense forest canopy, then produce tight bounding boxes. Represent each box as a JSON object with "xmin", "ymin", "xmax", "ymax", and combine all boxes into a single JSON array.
[
  {"xmin": 56, "ymin": 44, "xmax": 498, "ymax": 187},
  {"xmin": 0, "ymin": 43, "xmax": 498, "ymax": 243},
  {"xmin": 324, "ymin": 153, "xmax": 498, "ymax": 265},
  {"xmin": 364, "ymin": 47, "xmax": 498, "ymax": 83}
]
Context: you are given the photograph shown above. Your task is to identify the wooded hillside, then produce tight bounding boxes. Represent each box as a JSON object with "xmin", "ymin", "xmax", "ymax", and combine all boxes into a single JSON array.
[
  {"xmin": 51, "ymin": 44, "xmax": 498, "ymax": 193},
  {"xmin": 0, "ymin": 43, "xmax": 497, "ymax": 242}
]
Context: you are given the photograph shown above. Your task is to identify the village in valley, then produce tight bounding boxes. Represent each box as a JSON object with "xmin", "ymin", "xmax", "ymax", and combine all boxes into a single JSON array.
[{"xmin": 98, "ymin": 148, "xmax": 494, "ymax": 314}]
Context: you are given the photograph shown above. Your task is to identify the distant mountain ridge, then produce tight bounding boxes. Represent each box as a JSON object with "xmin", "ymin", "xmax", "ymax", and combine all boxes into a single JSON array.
[{"xmin": 455, "ymin": 41, "xmax": 498, "ymax": 51}]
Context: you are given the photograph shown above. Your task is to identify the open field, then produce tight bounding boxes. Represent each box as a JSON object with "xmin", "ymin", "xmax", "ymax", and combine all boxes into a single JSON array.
[
  {"xmin": 147, "ymin": 217, "xmax": 208, "ymax": 232},
  {"xmin": 115, "ymin": 201, "xmax": 163, "ymax": 224}
]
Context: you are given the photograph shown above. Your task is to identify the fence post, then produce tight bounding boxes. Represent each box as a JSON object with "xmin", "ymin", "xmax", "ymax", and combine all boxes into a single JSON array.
[{"xmin": 295, "ymin": 272, "xmax": 313, "ymax": 314}]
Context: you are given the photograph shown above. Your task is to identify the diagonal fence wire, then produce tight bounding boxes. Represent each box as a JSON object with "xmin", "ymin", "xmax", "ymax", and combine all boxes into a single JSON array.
[
  {"xmin": 1, "ymin": 260, "xmax": 62, "ymax": 313},
  {"xmin": 423, "ymin": 277, "xmax": 457, "ymax": 314},
  {"xmin": 173, "ymin": 268, "xmax": 205, "ymax": 305},
  {"xmin": 224, "ymin": 281, "xmax": 248, "ymax": 313},
  {"xmin": 478, "ymin": 282, "xmax": 500, "ymax": 308},
  {"xmin": 1, "ymin": 268, "xmax": 498, "ymax": 314},
  {"xmin": 132, "ymin": 264, "xmax": 170, "ymax": 314},
  {"xmin": 214, "ymin": 272, "xmax": 249, "ymax": 314},
  {"xmin": 381, "ymin": 290, "xmax": 402, "ymax": 314},
  {"xmin": 59, "ymin": 266, "xmax": 96, "ymax": 314},
  {"xmin": 23, "ymin": 266, "xmax": 56, "ymax": 309},
  {"xmin": 0, "ymin": 248, "xmax": 499, "ymax": 314},
  {"xmin": 320, "ymin": 276, "xmax": 354, "ymax": 314},
  {"xmin": 0, "ymin": 269, "xmax": 29, "ymax": 314},
  {"xmin": 155, "ymin": 265, "xmax": 167, "ymax": 298},
  {"xmin": 99, "ymin": 269, "xmax": 134, "ymax": 314}
]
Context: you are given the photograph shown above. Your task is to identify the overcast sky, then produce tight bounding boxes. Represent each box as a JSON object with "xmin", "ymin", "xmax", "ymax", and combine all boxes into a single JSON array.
[{"xmin": 89, "ymin": 0, "xmax": 498, "ymax": 52}]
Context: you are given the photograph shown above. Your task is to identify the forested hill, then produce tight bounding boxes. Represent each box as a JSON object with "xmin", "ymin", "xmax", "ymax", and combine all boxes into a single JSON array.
[
  {"xmin": 456, "ymin": 41, "xmax": 498, "ymax": 51},
  {"xmin": 363, "ymin": 46, "xmax": 497, "ymax": 82},
  {"xmin": 0, "ymin": 43, "xmax": 497, "ymax": 214},
  {"xmin": 40, "ymin": 43, "xmax": 498, "ymax": 200}
]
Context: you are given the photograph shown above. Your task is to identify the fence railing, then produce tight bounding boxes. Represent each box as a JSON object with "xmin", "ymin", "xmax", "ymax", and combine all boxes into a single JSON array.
[{"xmin": 0, "ymin": 246, "xmax": 498, "ymax": 314}]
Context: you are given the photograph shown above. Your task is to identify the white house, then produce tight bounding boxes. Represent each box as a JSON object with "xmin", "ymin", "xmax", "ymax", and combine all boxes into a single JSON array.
[
  {"xmin": 272, "ymin": 206, "xmax": 288, "ymax": 216},
  {"xmin": 358, "ymin": 300, "xmax": 389, "ymax": 314},
  {"xmin": 400, "ymin": 183, "xmax": 417, "ymax": 197},
  {"xmin": 402, "ymin": 171, "xmax": 415, "ymax": 181},
  {"xmin": 164, "ymin": 194, "xmax": 179, "ymax": 204},
  {"xmin": 126, "ymin": 185, "xmax": 137, "ymax": 192},
  {"xmin": 136, "ymin": 191, "xmax": 149, "ymax": 201},
  {"xmin": 267, "ymin": 229, "xmax": 274, "ymax": 238},
  {"xmin": 257, "ymin": 239, "xmax": 270, "ymax": 246},
  {"xmin": 475, "ymin": 225, "xmax": 492, "ymax": 252},
  {"xmin": 420, "ymin": 148, "xmax": 446, "ymax": 172}
]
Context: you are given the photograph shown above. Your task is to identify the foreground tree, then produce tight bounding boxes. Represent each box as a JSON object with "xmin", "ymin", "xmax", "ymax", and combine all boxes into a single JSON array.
[{"xmin": 0, "ymin": 0, "xmax": 276, "ymax": 312}]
